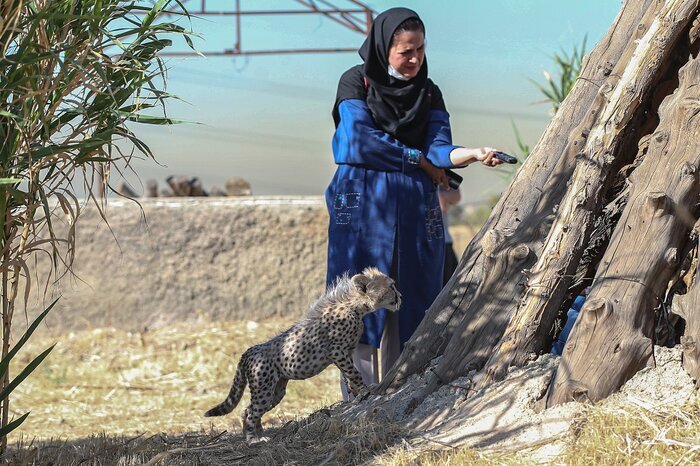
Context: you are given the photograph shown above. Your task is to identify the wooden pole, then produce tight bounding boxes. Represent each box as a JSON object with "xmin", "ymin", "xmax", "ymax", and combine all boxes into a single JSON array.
[
  {"xmin": 547, "ymin": 36, "xmax": 700, "ymax": 405},
  {"xmin": 378, "ymin": 0, "xmax": 661, "ymax": 396},
  {"xmin": 478, "ymin": 0, "xmax": 700, "ymax": 390}
]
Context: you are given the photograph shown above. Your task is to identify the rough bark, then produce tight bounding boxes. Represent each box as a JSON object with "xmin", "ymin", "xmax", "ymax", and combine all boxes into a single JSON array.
[
  {"xmin": 545, "ymin": 43, "xmax": 700, "ymax": 405},
  {"xmin": 378, "ymin": 0, "xmax": 661, "ymax": 395},
  {"xmin": 674, "ymin": 226, "xmax": 700, "ymax": 386},
  {"xmin": 477, "ymin": 0, "xmax": 700, "ymax": 390}
]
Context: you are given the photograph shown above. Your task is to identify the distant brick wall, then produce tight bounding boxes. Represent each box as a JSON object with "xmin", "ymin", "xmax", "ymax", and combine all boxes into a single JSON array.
[{"xmin": 30, "ymin": 197, "xmax": 329, "ymax": 332}]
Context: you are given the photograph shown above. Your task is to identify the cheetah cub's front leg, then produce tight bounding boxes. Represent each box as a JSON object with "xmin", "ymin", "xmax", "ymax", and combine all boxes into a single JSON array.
[{"xmin": 329, "ymin": 347, "xmax": 365, "ymax": 396}]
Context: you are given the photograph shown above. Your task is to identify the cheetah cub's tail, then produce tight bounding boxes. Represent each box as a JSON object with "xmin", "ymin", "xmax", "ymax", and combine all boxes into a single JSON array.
[{"xmin": 204, "ymin": 350, "xmax": 249, "ymax": 417}]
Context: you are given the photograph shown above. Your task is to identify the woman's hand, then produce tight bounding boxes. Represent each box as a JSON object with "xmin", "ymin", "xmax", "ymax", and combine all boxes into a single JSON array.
[
  {"xmin": 449, "ymin": 146, "xmax": 506, "ymax": 168},
  {"xmin": 475, "ymin": 147, "xmax": 504, "ymax": 167},
  {"xmin": 419, "ymin": 157, "xmax": 449, "ymax": 188}
]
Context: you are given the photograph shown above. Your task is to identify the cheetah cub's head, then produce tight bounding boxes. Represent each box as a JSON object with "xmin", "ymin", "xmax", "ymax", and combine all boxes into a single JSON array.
[{"xmin": 351, "ymin": 267, "xmax": 402, "ymax": 313}]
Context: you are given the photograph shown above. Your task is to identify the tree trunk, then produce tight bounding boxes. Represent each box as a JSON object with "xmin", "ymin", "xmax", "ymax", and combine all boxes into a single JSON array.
[
  {"xmin": 379, "ymin": 0, "xmax": 664, "ymax": 395},
  {"xmin": 476, "ymin": 0, "xmax": 700, "ymax": 390},
  {"xmin": 673, "ymin": 224, "xmax": 700, "ymax": 386},
  {"xmin": 545, "ymin": 39, "xmax": 700, "ymax": 405},
  {"xmin": 376, "ymin": 0, "xmax": 700, "ymax": 412},
  {"xmin": 378, "ymin": 0, "xmax": 665, "ymax": 396}
]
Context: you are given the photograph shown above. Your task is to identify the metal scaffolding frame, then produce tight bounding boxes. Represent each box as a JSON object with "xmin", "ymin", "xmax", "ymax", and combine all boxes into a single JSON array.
[{"xmin": 156, "ymin": 0, "xmax": 374, "ymax": 56}]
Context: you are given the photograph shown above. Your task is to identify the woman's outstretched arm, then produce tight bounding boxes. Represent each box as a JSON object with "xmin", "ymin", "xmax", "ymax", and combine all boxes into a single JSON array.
[{"xmin": 422, "ymin": 109, "xmax": 502, "ymax": 169}]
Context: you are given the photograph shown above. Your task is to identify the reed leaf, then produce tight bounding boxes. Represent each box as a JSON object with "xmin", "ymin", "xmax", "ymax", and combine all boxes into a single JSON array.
[
  {"xmin": 0, "ymin": 412, "xmax": 29, "ymax": 439},
  {"xmin": 0, "ymin": 0, "xmax": 192, "ymax": 449},
  {"xmin": 532, "ymin": 36, "xmax": 588, "ymax": 114},
  {"xmin": 0, "ymin": 298, "xmax": 58, "ymax": 384}
]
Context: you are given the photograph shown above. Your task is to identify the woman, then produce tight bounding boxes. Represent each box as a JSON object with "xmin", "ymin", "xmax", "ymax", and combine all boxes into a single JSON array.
[{"xmin": 326, "ymin": 7, "xmax": 503, "ymax": 399}]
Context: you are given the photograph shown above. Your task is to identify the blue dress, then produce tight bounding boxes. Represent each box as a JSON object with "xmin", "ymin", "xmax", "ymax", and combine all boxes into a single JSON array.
[
  {"xmin": 326, "ymin": 97, "xmax": 461, "ymax": 349},
  {"xmin": 551, "ymin": 294, "xmax": 587, "ymax": 355}
]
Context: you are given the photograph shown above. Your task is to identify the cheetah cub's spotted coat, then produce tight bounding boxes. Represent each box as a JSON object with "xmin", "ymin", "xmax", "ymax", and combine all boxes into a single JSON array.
[{"xmin": 204, "ymin": 267, "xmax": 401, "ymax": 441}]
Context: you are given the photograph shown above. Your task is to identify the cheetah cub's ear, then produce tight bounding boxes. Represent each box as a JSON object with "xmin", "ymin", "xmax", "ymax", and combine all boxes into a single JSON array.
[
  {"xmin": 352, "ymin": 267, "xmax": 384, "ymax": 294},
  {"xmin": 353, "ymin": 267, "xmax": 394, "ymax": 305},
  {"xmin": 351, "ymin": 272, "xmax": 371, "ymax": 293}
]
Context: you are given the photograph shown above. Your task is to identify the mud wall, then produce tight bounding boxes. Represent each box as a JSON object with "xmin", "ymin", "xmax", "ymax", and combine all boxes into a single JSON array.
[{"xmin": 32, "ymin": 197, "xmax": 329, "ymax": 332}]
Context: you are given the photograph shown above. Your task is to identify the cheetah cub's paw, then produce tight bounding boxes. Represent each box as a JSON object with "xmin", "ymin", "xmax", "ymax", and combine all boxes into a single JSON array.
[
  {"xmin": 248, "ymin": 436, "xmax": 270, "ymax": 445},
  {"xmin": 356, "ymin": 384, "xmax": 378, "ymax": 401}
]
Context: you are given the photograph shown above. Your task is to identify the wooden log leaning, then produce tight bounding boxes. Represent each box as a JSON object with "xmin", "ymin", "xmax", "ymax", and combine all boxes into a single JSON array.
[
  {"xmin": 546, "ymin": 44, "xmax": 700, "ymax": 406},
  {"xmin": 378, "ymin": 0, "xmax": 660, "ymax": 395},
  {"xmin": 674, "ymin": 225, "xmax": 700, "ymax": 386},
  {"xmin": 388, "ymin": 0, "xmax": 691, "ymax": 404},
  {"xmin": 477, "ymin": 0, "xmax": 700, "ymax": 390}
]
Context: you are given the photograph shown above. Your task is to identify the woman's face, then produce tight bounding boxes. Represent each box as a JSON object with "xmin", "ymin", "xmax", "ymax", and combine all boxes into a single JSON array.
[{"xmin": 387, "ymin": 30, "xmax": 425, "ymax": 79}]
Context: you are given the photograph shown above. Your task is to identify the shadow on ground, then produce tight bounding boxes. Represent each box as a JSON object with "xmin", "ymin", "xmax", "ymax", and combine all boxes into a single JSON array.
[{"xmin": 6, "ymin": 407, "xmax": 409, "ymax": 466}]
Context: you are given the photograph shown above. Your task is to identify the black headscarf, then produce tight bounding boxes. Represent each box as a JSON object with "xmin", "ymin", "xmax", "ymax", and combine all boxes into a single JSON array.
[{"xmin": 333, "ymin": 8, "xmax": 437, "ymax": 148}]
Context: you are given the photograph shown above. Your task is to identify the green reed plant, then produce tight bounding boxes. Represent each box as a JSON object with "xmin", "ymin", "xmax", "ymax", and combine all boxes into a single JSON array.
[
  {"xmin": 531, "ymin": 37, "xmax": 587, "ymax": 115},
  {"xmin": 511, "ymin": 37, "xmax": 588, "ymax": 162},
  {"xmin": 0, "ymin": 0, "xmax": 192, "ymax": 451}
]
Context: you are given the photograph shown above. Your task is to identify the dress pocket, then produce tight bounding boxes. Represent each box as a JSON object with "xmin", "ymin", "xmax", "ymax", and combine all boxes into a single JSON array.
[
  {"xmin": 424, "ymin": 189, "xmax": 444, "ymax": 242},
  {"xmin": 329, "ymin": 178, "xmax": 363, "ymax": 232}
]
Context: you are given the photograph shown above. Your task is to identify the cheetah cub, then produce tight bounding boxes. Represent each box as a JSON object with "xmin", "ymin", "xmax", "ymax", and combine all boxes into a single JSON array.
[{"xmin": 204, "ymin": 267, "xmax": 401, "ymax": 441}]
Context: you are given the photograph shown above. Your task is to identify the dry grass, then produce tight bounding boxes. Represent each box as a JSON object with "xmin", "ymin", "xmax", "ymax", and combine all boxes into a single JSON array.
[
  {"xmin": 449, "ymin": 224, "xmax": 478, "ymax": 258},
  {"xmin": 4, "ymin": 316, "xmax": 699, "ymax": 465},
  {"xmin": 560, "ymin": 396, "xmax": 700, "ymax": 466},
  {"xmin": 9, "ymin": 317, "xmax": 341, "ymax": 442},
  {"xmin": 373, "ymin": 445, "xmax": 534, "ymax": 466},
  {"xmin": 5, "ymin": 410, "xmax": 409, "ymax": 465},
  {"xmin": 373, "ymin": 395, "xmax": 700, "ymax": 466}
]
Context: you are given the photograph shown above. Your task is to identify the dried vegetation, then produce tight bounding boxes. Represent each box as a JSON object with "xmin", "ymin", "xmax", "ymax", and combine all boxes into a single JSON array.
[
  {"xmin": 3, "ymin": 319, "xmax": 699, "ymax": 465},
  {"xmin": 10, "ymin": 318, "xmax": 339, "ymax": 441}
]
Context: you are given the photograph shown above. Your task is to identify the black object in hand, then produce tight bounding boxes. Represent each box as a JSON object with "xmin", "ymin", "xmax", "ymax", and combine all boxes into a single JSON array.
[
  {"xmin": 493, "ymin": 151, "xmax": 518, "ymax": 164},
  {"xmin": 446, "ymin": 169, "xmax": 463, "ymax": 189}
]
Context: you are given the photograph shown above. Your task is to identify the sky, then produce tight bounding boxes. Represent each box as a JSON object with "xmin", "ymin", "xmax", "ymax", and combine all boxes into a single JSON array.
[{"xmin": 123, "ymin": 0, "xmax": 623, "ymax": 203}]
